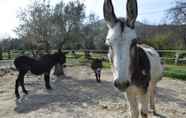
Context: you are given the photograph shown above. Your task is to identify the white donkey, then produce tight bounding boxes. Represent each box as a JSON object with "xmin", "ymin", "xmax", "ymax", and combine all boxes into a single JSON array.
[{"xmin": 103, "ymin": 0, "xmax": 163, "ymax": 118}]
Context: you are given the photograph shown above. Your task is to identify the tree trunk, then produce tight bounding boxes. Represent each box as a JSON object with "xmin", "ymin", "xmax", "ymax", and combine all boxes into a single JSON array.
[{"xmin": 53, "ymin": 63, "xmax": 65, "ymax": 77}]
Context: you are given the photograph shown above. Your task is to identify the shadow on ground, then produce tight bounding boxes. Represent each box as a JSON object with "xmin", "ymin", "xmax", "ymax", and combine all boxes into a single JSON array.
[{"xmin": 15, "ymin": 74, "xmax": 124, "ymax": 114}]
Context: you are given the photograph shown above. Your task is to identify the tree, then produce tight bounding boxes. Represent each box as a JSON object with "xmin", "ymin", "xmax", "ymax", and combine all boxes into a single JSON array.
[
  {"xmin": 51, "ymin": 1, "xmax": 66, "ymax": 49},
  {"xmin": 81, "ymin": 15, "xmax": 108, "ymax": 50},
  {"xmin": 167, "ymin": 1, "xmax": 186, "ymax": 48},
  {"xmin": 52, "ymin": 0, "xmax": 85, "ymax": 50},
  {"xmin": 15, "ymin": 0, "xmax": 53, "ymax": 55},
  {"xmin": 167, "ymin": 1, "xmax": 186, "ymax": 24},
  {"xmin": 52, "ymin": 0, "xmax": 85, "ymax": 75}
]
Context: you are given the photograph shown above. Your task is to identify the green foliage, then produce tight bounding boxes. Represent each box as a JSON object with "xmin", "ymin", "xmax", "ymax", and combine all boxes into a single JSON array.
[
  {"xmin": 164, "ymin": 65, "xmax": 186, "ymax": 80},
  {"xmin": 102, "ymin": 61, "xmax": 111, "ymax": 69},
  {"xmin": 144, "ymin": 32, "xmax": 176, "ymax": 50}
]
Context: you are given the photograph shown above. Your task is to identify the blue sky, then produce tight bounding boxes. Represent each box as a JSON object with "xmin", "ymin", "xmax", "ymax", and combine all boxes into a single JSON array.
[{"xmin": 0, "ymin": 0, "xmax": 180, "ymax": 38}]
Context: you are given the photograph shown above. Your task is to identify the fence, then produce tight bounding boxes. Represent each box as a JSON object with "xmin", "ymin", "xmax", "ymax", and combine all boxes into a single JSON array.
[
  {"xmin": 0, "ymin": 60, "xmax": 14, "ymax": 69},
  {"xmin": 158, "ymin": 50, "xmax": 186, "ymax": 64},
  {"xmin": 0, "ymin": 50, "xmax": 186, "ymax": 69}
]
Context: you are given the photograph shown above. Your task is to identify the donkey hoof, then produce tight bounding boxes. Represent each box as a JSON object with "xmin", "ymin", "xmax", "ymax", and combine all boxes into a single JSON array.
[
  {"xmin": 47, "ymin": 86, "xmax": 52, "ymax": 90},
  {"xmin": 96, "ymin": 79, "xmax": 101, "ymax": 83}
]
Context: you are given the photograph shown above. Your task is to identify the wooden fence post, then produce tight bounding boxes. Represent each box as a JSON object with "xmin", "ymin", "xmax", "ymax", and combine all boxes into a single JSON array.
[
  {"xmin": 8, "ymin": 50, "xmax": 11, "ymax": 59},
  {"xmin": 175, "ymin": 52, "xmax": 180, "ymax": 65}
]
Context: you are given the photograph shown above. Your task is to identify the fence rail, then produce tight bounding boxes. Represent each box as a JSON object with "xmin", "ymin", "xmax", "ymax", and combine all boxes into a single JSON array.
[
  {"xmin": 0, "ymin": 60, "xmax": 14, "ymax": 69},
  {"xmin": 0, "ymin": 50, "xmax": 186, "ymax": 69}
]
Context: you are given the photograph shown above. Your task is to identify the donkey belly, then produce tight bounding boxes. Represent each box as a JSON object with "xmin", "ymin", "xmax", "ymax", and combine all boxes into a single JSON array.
[
  {"xmin": 30, "ymin": 64, "xmax": 50, "ymax": 75},
  {"xmin": 149, "ymin": 56, "xmax": 163, "ymax": 81},
  {"xmin": 30, "ymin": 69, "xmax": 44, "ymax": 75}
]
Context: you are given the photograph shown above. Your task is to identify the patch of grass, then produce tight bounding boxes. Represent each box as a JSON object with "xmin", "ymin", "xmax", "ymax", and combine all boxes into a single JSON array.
[
  {"xmin": 102, "ymin": 63, "xmax": 186, "ymax": 80},
  {"xmin": 102, "ymin": 61, "xmax": 111, "ymax": 69},
  {"xmin": 164, "ymin": 65, "xmax": 186, "ymax": 80}
]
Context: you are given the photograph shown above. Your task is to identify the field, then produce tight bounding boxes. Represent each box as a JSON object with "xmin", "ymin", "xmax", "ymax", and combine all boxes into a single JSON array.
[{"xmin": 0, "ymin": 66, "xmax": 186, "ymax": 118}]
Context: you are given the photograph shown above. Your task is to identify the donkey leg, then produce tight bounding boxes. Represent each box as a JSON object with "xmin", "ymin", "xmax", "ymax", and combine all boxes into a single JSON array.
[
  {"xmin": 96, "ymin": 73, "xmax": 101, "ymax": 83},
  {"xmin": 139, "ymin": 93, "xmax": 148, "ymax": 118},
  {"xmin": 44, "ymin": 72, "xmax": 52, "ymax": 89},
  {"xmin": 95, "ymin": 70, "xmax": 101, "ymax": 83},
  {"xmin": 20, "ymin": 74, "xmax": 28, "ymax": 95},
  {"xmin": 126, "ymin": 87, "xmax": 139, "ymax": 118},
  {"xmin": 15, "ymin": 72, "xmax": 22, "ymax": 99},
  {"xmin": 148, "ymin": 80, "xmax": 157, "ymax": 114},
  {"xmin": 15, "ymin": 78, "xmax": 20, "ymax": 99},
  {"xmin": 94, "ymin": 71, "xmax": 99, "ymax": 83},
  {"xmin": 98, "ymin": 72, "xmax": 101, "ymax": 82}
]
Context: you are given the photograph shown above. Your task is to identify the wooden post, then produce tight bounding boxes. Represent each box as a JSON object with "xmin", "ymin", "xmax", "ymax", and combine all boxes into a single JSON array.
[
  {"xmin": 8, "ymin": 50, "xmax": 11, "ymax": 59},
  {"xmin": 175, "ymin": 52, "xmax": 180, "ymax": 65}
]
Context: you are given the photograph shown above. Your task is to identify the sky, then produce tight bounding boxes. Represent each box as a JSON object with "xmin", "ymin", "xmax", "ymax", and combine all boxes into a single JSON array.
[{"xmin": 0, "ymin": 0, "xmax": 180, "ymax": 39}]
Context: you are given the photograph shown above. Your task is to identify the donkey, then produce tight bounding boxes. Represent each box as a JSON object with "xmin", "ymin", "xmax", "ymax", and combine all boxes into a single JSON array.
[
  {"xmin": 90, "ymin": 58, "xmax": 103, "ymax": 83},
  {"xmin": 103, "ymin": 0, "xmax": 163, "ymax": 118},
  {"xmin": 14, "ymin": 50, "xmax": 66, "ymax": 99}
]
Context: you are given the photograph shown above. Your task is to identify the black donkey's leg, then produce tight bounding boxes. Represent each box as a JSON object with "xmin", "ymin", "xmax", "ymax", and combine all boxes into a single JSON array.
[
  {"xmin": 95, "ymin": 70, "xmax": 101, "ymax": 83},
  {"xmin": 44, "ymin": 72, "xmax": 52, "ymax": 89},
  {"xmin": 20, "ymin": 71, "xmax": 28, "ymax": 95},
  {"xmin": 15, "ymin": 72, "xmax": 22, "ymax": 99}
]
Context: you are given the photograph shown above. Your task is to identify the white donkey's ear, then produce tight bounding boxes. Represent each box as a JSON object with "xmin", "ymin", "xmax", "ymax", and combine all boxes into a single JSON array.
[
  {"xmin": 126, "ymin": 0, "xmax": 138, "ymax": 29},
  {"xmin": 103, "ymin": 0, "xmax": 117, "ymax": 28}
]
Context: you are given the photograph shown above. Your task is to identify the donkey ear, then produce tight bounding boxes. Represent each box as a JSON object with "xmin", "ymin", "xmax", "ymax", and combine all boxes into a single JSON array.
[
  {"xmin": 103, "ymin": 0, "xmax": 117, "ymax": 27},
  {"xmin": 126, "ymin": 0, "xmax": 138, "ymax": 29}
]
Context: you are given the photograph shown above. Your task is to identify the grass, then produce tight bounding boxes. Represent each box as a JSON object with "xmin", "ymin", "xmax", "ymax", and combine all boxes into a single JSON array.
[
  {"xmin": 164, "ymin": 65, "xmax": 186, "ymax": 80},
  {"xmin": 102, "ymin": 62, "xmax": 186, "ymax": 80},
  {"xmin": 102, "ymin": 61, "xmax": 111, "ymax": 68}
]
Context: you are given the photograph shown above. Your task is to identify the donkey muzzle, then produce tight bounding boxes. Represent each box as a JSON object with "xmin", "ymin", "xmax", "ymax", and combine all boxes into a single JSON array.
[{"xmin": 114, "ymin": 79, "xmax": 130, "ymax": 91}]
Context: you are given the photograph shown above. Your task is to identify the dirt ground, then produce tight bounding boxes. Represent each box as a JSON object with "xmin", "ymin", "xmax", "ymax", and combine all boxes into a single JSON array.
[{"xmin": 0, "ymin": 66, "xmax": 186, "ymax": 118}]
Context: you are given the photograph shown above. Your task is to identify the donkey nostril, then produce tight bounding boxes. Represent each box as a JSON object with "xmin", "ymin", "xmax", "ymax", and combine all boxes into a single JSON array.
[
  {"xmin": 114, "ymin": 80, "xmax": 120, "ymax": 88},
  {"xmin": 114, "ymin": 80, "xmax": 130, "ymax": 91}
]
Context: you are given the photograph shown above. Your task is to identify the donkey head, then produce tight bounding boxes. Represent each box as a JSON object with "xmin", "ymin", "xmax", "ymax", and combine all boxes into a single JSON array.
[
  {"xmin": 54, "ymin": 49, "xmax": 67, "ymax": 65},
  {"xmin": 104, "ymin": 0, "xmax": 138, "ymax": 91}
]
